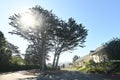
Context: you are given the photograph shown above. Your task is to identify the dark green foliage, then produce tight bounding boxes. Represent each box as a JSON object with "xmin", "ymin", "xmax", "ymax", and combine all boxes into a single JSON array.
[
  {"xmin": 0, "ymin": 31, "xmax": 22, "ymax": 70},
  {"xmin": 102, "ymin": 38, "xmax": 120, "ymax": 73},
  {"xmin": 11, "ymin": 55, "xmax": 24, "ymax": 65},
  {"xmin": 104, "ymin": 38, "xmax": 120, "ymax": 60},
  {"xmin": 0, "ymin": 31, "xmax": 6, "ymax": 52},
  {"xmin": 0, "ymin": 31, "xmax": 11, "ymax": 66},
  {"xmin": 85, "ymin": 61, "xmax": 109, "ymax": 74},
  {"xmin": 0, "ymin": 65, "xmax": 40, "ymax": 72}
]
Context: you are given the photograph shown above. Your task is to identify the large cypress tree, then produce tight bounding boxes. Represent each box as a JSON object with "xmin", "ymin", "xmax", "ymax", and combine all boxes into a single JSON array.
[{"xmin": 9, "ymin": 5, "xmax": 59, "ymax": 71}]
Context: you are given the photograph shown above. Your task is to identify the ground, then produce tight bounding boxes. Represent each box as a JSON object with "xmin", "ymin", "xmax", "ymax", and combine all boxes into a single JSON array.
[{"xmin": 0, "ymin": 69, "xmax": 120, "ymax": 80}]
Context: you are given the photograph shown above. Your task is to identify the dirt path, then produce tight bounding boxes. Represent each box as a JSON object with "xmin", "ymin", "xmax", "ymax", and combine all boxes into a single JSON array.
[{"xmin": 0, "ymin": 70, "xmax": 38, "ymax": 80}]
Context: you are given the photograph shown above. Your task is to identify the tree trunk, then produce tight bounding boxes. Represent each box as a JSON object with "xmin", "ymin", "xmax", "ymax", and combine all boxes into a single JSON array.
[
  {"xmin": 54, "ymin": 47, "xmax": 63, "ymax": 69},
  {"xmin": 52, "ymin": 54, "xmax": 57, "ymax": 69},
  {"xmin": 55, "ymin": 54, "xmax": 60, "ymax": 69},
  {"xmin": 41, "ymin": 32, "xmax": 46, "ymax": 72},
  {"xmin": 41, "ymin": 43, "xmax": 45, "ymax": 72}
]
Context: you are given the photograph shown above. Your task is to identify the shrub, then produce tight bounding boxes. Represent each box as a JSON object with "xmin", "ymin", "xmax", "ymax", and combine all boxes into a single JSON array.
[{"xmin": 0, "ymin": 65, "xmax": 41, "ymax": 72}]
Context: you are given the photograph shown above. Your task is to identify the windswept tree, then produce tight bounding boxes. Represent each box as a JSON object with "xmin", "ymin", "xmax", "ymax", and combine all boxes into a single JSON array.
[
  {"xmin": 52, "ymin": 18, "xmax": 87, "ymax": 69},
  {"xmin": 9, "ymin": 6, "xmax": 59, "ymax": 71}
]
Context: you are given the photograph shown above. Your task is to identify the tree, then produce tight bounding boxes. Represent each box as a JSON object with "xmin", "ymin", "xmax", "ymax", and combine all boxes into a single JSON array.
[
  {"xmin": 25, "ymin": 44, "xmax": 38, "ymax": 65},
  {"xmin": 11, "ymin": 55, "xmax": 24, "ymax": 65},
  {"xmin": 73, "ymin": 55, "xmax": 79, "ymax": 63},
  {"xmin": 0, "ymin": 31, "xmax": 6, "ymax": 53},
  {"xmin": 25, "ymin": 45, "xmax": 37, "ymax": 65},
  {"xmin": 52, "ymin": 18, "xmax": 88, "ymax": 69},
  {"xmin": 5, "ymin": 41, "xmax": 21, "ymax": 65},
  {"xmin": 25, "ymin": 44, "xmax": 50, "ymax": 65},
  {"xmin": 6, "ymin": 41, "xmax": 20, "ymax": 55},
  {"xmin": 0, "ymin": 31, "xmax": 6, "ymax": 66},
  {"xmin": 103, "ymin": 38, "xmax": 120, "ymax": 73},
  {"xmin": 104, "ymin": 38, "xmax": 120, "ymax": 61},
  {"xmin": 0, "ymin": 31, "xmax": 11, "ymax": 66},
  {"xmin": 9, "ymin": 5, "xmax": 59, "ymax": 71}
]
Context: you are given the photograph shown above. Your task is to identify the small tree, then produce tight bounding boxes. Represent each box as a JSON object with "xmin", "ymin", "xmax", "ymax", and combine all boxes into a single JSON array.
[
  {"xmin": 73, "ymin": 55, "xmax": 79, "ymax": 63},
  {"xmin": 25, "ymin": 44, "xmax": 50, "ymax": 65},
  {"xmin": 11, "ymin": 55, "xmax": 24, "ymax": 65}
]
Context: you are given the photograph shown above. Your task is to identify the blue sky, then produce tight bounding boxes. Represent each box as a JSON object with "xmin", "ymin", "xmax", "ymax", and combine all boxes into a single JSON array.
[{"xmin": 0, "ymin": 0, "xmax": 120, "ymax": 63}]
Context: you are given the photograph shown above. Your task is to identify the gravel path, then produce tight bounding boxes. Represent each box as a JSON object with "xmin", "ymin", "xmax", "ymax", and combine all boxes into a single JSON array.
[{"xmin": 0, "ymin": 70, "xmax": 120, "ymax": 80}]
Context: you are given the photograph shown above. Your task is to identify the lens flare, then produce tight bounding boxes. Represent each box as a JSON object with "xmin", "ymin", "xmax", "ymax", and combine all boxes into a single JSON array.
[
  {"xmin": 21, "ymin": 14, "xmax": 35, "ymax": 27},
  {"xmin": 19, "ymin": 9, "xmax": 45, "ymax": 31}
]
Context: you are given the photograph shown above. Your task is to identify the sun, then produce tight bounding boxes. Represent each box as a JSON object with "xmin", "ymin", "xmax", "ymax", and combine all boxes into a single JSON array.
[
  {"xmin": 19, "ymin": 10, "xmax": 45, "ymax": 31},
  {"xmin": 21, "ymin": 14, "xmax": 34, "ymax": 26},
  {"xmin": 19, "ymin": 11, "xmax": 37, "ymax": 30},
  {"xmin": 21, "ymin": 13, "xmax": 35, "ymax": 27}
]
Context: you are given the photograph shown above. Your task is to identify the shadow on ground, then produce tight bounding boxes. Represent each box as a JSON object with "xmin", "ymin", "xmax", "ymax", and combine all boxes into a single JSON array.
[
  {"xmin": 18, "ymin": 70, "xmax": 120, "ymax": 80},
  {"xmin": 0, "ymin": 70, "xmax": 120, "ymax": 80}
]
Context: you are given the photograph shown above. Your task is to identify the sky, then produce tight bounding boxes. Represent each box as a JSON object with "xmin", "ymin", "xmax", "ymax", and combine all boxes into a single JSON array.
[{"xmin": 0, "ymin": 0, "xmax": 120, "ymax": 63}]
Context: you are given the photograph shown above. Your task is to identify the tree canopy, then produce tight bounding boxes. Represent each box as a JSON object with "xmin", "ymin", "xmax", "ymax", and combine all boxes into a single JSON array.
[
  {"xmin": 52, "ymin": 18, "xmax": 87, "ymax": 69},
  {"xmin": 104, "ymin": 38, "xmax": 120, "ymax": 61}
]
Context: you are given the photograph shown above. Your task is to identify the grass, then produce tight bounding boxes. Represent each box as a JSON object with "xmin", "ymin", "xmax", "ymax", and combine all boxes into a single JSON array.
[
  {"xmin": 78, "ymin": 66, "xmax": 88, "ymax": 72},
  {"xmin": 113, "ymin": 72, "xmax": 120, "ymax": 74},
  {"xmin": 61, "ymin": 67, "xmax": 78, "ymax": 71}
]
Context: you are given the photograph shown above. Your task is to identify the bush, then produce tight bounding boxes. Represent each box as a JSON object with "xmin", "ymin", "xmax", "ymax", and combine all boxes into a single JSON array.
[{"xmin": 0, "ymin": 65, "xmax": 41, "ymax": 72}]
